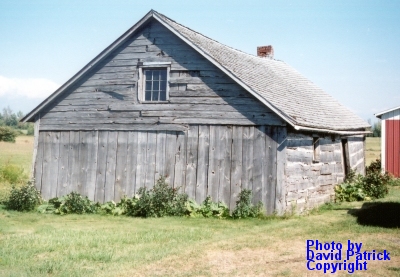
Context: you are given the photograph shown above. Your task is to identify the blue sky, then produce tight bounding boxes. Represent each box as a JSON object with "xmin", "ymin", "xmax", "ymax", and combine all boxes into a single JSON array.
[{"xmin": 1, "ymin": 0, "xmax": 399, "ymax": 123}]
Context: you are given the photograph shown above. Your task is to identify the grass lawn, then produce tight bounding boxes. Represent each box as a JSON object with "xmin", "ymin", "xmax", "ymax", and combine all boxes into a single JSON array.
[
  {"xmin": 365, "ymin": 137, "xmax": 381, "ymax": 166},
  {"xmin": 0, "ymin": 187, "xmax": 399, "ymax": 276},
  {"xmin": 1, "ymin": 135, "xmax": 397, "ymax": 276}
]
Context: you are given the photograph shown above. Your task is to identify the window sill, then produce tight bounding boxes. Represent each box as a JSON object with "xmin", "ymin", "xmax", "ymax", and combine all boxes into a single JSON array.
[{"xmin": 140, "ymin": 101, "xmax": 170, "ymax": 104}]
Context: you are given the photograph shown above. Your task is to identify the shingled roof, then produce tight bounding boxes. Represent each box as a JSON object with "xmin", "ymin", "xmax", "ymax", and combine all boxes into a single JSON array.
[{"xmin": 22, "ymin": 10, "xmax": 370, "ymax": 133}]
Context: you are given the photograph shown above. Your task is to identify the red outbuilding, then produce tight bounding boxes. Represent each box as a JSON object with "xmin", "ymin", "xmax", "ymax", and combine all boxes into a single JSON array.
[{"xmin": 375, "ymin": 106, "xmax": 400, "ymax": 177}]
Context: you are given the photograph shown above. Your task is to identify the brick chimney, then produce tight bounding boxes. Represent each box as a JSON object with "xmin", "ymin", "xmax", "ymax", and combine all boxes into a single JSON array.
[{"xmin": 257, "ymin": 45, "xmax": 274, "ymax": 58}]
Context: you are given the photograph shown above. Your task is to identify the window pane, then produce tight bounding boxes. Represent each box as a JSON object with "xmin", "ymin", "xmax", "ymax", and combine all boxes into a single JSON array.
[
  {"xmin": 160, "ymin": 81, "xmax": 167, "ymax": 91},
  {"xmin": 145, "ymin": 91, "xmax": 152, "ymax": 101},
  {"xmin": 153, "ymin": 70, "xmax": 160, "ymax": 80},
  {"xmin": 160, "ymin": 70, "xmax": 167, "ymax": 80},
  {"xmin": 145, "ymin": 81, "xmax": 152, "ymax": 91},
  {"xmin": 160, "ymin": 90, "xmax": 166, "ymax": 101},
  {"xmin": 145, "ymin": 71, "xmax": 152, "ymax": 80},
  {"xmin": 152, "ymin": 90, "xmax": 159, "ymax": 101},
  {"xmin": 153, "ymin": 81, "xmax": 159, "ymax": 91}
]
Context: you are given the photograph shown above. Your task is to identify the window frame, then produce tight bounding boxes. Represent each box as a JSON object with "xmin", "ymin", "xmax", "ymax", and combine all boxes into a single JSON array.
[
  {"xmin": 138, "ymin": 62, "xmax": 171, "ymax": 103},
  {"xmin": 312, "ymin": 136, "xmax": 320, "ymax": 163}
]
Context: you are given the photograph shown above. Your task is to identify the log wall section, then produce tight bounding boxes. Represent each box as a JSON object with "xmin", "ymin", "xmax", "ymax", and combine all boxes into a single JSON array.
[
  {"xmin": 283, "ymin": 133, "xmax": 346, "ymax": 213},
  {"xmin": 347, "ymin": 136, "xmax": 366, "ymax": 175},
  {"xmin": 35, "ymin": 125, "xmax": 284, "ymax": 214}
]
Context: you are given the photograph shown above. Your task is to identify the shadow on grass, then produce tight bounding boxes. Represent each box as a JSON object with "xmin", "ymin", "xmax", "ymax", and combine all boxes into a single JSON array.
[{"xmin": 348, "ymin": 202, "xmax": 400, "ymax": 228}]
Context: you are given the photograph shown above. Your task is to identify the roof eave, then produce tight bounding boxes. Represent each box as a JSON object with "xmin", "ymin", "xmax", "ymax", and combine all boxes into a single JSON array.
[
  {"xmin": 293, "ymin": 125, "xmax": 370, "ymax": 135},
  {"xmin": 21, "ymin": 10, "xmax": 157, "ymax": 123},
  {"xmin": 374, "ymin": 105, "xmax": 400, "ymax": 118}
]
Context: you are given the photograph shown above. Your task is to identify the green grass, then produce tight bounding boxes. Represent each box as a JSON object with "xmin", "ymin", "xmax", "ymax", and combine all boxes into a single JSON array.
[
  {"xmin": 0, "ymin": 135, "xmax": 397, "ymax": 276},
  {"xmin": 366, "ymin": 137, "xmax": 381, "ymax": 166},
  {"xmin": 0, "ymin": 187, "xmax": 399, "ymax": 276}
]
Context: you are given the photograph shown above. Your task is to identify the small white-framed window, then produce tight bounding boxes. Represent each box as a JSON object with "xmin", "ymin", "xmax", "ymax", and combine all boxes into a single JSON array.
[
  {"xmin": 138, "ymin": 62, "xmax": 170, "ymax": 102},
  {"xmin": 144, "ymin": 69, "xmax": 168, "ymax": 101}
]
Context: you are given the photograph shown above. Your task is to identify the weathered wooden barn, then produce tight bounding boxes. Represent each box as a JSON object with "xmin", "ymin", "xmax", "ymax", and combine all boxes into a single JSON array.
[
  {"xmin": 375, "ymin": 106, "xmax": 400, "ymax": 177},
  {"xmin": 22, "ymin": 10, "xmax": 370, "ymax": 214}
]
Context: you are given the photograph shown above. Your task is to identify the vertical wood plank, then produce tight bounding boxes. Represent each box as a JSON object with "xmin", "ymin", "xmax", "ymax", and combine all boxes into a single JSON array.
[
  {"xmin": 34, "ymin": 131, "xmax": 45, "ymax": 192},
  {"xmin": 126, "ymin": 131, "xmax": 138, "ymax": 196},
  {"xmin": 57, "ymin": 131, "xmax": 70, "ymax": 197},
  {"xmin": 50, "ymin": 132, "xmax": 60, "ymax": 199},
  {"xmin": 165, "ymin": 131, "xmax": 177, "ymax": 187},
  {"xmin": 86, "ymin": 131, "xmax": 98, "ymax": 200},
  {"xmin": 104, "ymin": 131, "xmax": 118, "ymax": 202},
  {"xmin": 275, "ymin": 127, "xmax": 287, "ymax": 215},
  {"xmin": 95, "ymin": 131, "xmax": 108, "ymax": 202},
  {"xmin": 115, "ymin": 131, "xmax": 128, "ymax": 201},
  {"xmin": 145, "ymin": 131, "xmax": 157, "ymax": 189},
  {"xmin": 69, "ymin": 131, "xmax": 81, "ymax": 195},
  {"xmin": 230, "ymin": 126, "xmax": 243, "ymax": 211},
  {"xmin": 155, "ymin": 131, "xmax": 167, "ymax": 182},
  {"xmin": 40, "ymin": 132, "xmax": 51, "ymax": 199},
  {"xmin": 31, "ymin": 115, "xmax": 40, "ymax": 179},
  {"xmin": 135, "ymin": 131, "xmax": 148, "ymax": 190},
  {"xmin": 252, "ymin": 126, "xmax": 265, "ymax": 205},
  {"xmin": 218, "ymin": 125, "xmax": 232, "ymax": 206},
  {"xmin": 241, "ymin": 126, "xmax": 254, "ymax": 192},
  {"xmin": 185, "ymin": 125, "xmax": 199, "ymax": 200},
  {"xmin": 41, "ymin": 132, "xmax": 60, "ymax": 199},
  {"xmin": 174, "ymin": 131, "xmax": 187, "ymax": 192},
  {"xmin": 77, "ymin": 131, "xmax": 90, "ymax": 196},
  {"xmin": 207, "ymin": 125, "xmax": 219, "ymax": 201},
  {"xmin": 196, "ymin": 125, "xmax": 209, "ymax": 203},
  {"xmin": 265, "ymin": 127, "xmax": 277, "ymax": 214}
]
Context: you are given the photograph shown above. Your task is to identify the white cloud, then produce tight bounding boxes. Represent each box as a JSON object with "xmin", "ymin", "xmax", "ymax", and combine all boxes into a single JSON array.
[{"xmin": 0, "ymin": 75, "xmax": 59, "ymax": 99}]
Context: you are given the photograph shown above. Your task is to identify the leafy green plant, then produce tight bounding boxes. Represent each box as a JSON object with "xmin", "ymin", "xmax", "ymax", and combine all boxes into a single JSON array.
[
  {"xmin": 0, "ymin": 126, "xmax": 17, "ymax": 142},
  {"xmin": 335, "ymin": 159, "xmax": 392, "ymax": 202},
  {"xmin": 99, "ymin": 197, "xmax": 135, "ymax": 216},
  {"xmin": 335, "ymin": 182, "xmax": 368, "ymax": 202},
  {"xmin": 127, "ymin": 177, "xmax": 188, "ymax": 217},
  {"xmin": 4, "ymin": 181, "xmax": 42, "ymax": 211},
  {"xmin": 184, "ymin": 199, "xmax": 201, "ymax": 217},
  {"xmin": 232, "ymin": 189, "xmax": 264, "ymax": 219},
  {"xmin": 52, "ymin": 192, "xmax": 97, "ymax": 215},
  {"xmin": 198, "ymin": 196, "xmax": 229, "ymax": 218}
]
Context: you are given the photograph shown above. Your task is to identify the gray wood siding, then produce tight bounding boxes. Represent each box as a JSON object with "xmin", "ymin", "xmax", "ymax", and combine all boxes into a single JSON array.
[
  {"xmin": 35, "ymin": 125, "xmax": 283, "ymax": 214},
  {"xmin": 39, "ymin": 19, "xmax": 284, "ymax": 131}
]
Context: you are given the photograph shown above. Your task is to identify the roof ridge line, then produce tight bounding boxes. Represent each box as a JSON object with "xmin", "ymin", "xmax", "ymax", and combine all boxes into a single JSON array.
[{"xmin": 153, "ymin": 10, "xmax": 265, "ymax": 60}]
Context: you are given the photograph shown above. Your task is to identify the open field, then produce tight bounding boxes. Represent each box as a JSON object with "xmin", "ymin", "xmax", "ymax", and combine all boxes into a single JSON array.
[
  {"xmin": 0, "ymin": 135, "xmax": 33, "ymax": 176},
  {"xmin": 365, "ymin": 137, "xmax": 381, "ymax": 166},
  {"xmin": 0, "ymin": 188, "xmax": 399, "ymax": 276}
]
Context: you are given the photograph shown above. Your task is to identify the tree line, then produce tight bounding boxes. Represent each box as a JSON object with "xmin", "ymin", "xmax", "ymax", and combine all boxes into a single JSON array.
[
  {"xmin": 367, "ymin": 119, "xmax": 381, "ymax": 137},
  {"xmin": 0, "ymin": 106, "xmax": 33, "ymax": 142}
]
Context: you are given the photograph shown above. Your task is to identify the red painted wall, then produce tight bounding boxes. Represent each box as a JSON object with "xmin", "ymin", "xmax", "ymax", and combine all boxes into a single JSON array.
[{"xmin": 386, "ymin": 120, "xmax": 400, "ymax": 177}]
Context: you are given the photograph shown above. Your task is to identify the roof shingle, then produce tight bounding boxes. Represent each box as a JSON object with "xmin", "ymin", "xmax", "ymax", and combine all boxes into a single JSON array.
[{"xmin": 155, "ymin": 11, "xmax": 369, "ymax": 131}]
